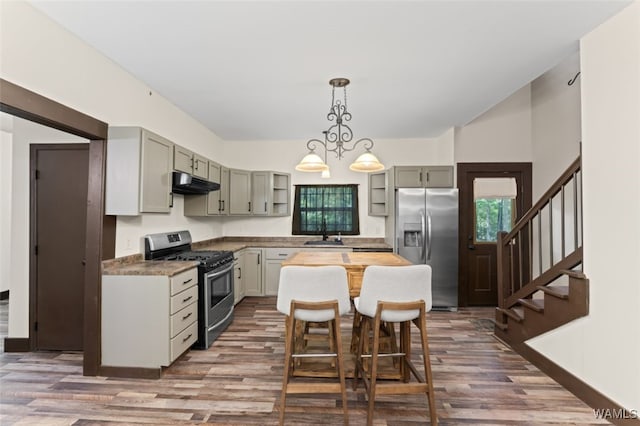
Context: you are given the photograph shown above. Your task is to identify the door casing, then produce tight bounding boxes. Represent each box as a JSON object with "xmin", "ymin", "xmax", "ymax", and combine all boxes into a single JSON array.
[
  {"xmin": 0, "ymin": 78, "xmax": 113, "ymax": 376},
  {"xmin": 457, "ymin": 162, "xmax": 532, "ymax": 307}
]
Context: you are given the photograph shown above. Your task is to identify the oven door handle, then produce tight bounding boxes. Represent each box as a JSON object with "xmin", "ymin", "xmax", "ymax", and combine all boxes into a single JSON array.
[
  {"xmin": 207, "ymin": 306, "xmax": 234, "ymax": 333},
  {"xmin": 206, "ymin": 262, "xmax": 234, "ymax": 279}
]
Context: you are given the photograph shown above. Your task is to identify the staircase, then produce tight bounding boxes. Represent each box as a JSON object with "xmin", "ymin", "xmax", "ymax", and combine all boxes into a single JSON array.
[{"xmin": 494, "ymin": 157, "xmax": 589, "ymax": 345}]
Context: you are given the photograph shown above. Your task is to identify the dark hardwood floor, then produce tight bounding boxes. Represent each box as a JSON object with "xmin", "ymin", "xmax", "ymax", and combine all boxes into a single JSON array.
[{"xmin": 0, "ymin": 297, "xmax": 608, "ymax": 425}]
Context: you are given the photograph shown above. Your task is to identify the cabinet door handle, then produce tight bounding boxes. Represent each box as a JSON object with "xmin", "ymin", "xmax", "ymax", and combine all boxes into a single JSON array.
[
  {"xmin": 222, "ymin": 200, "xmax": 225, "ymax": 212},
  {"xmin": 248, "ymin": 201, "xmax": 251, "ymax": 212},
  {"xmin": 182, "ymin": 312, "xmax": 193, "ymax": 320},
  {"xmin": 183, "ymin": 295, "xmax": 193, "ymax": 303},
  {"xmin": 182, "ymin": 333, "xmax": 193, "ymax": 343},
  {"xmin": 425, "ymin": 171, "xmax": 429, "ymax": 183},
  {"xmin": 419, "ymin": 171, "xmax": 423, "ymax": 185},
  {"xmin": 257, "ymin": 254, "xmax": 261, "ymax": 265},
  {"xmin": 182, "ymin": 278, "xmax": 193, "ymax": 285},
  {"xmin": 169, "ymin": 192, "xmax": 174, "ymax": 208},
  {"xmin": 264, "ymin": 201, "xmax": 267, "ymax": 212},
  {"xmin": 218, "ymin": 199, "xmax": 222, "ymax": 212},
  {"xmin": 238, "ymin": 267, "xmax": 241, "ymax": 279}
]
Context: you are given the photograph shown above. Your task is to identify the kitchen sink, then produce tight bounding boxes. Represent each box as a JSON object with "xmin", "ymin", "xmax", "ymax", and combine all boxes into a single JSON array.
[{"xmin": 304, "ymin": 240, "xmax": 344, "ymax": 246}]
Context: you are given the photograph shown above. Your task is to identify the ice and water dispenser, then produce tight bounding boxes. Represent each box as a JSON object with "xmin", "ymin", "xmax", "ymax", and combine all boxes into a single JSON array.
[{"xmin": 402, "ymin": 222, "xmax": 422, "ymax": 247}]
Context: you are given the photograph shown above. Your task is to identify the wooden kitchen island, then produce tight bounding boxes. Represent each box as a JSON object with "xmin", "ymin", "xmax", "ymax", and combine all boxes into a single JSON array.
[{"xmin": 281, "ymin": 251, "xmax": 412, "ymax": 297}]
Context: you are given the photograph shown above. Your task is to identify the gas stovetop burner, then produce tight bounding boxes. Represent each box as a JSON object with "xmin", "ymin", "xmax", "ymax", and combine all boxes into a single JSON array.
[{"xmin": 161, "ymin": 250, "xmax": 232, "ymax": 268}]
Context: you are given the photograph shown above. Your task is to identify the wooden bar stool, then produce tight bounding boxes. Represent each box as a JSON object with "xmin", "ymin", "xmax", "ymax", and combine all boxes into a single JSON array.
[
  {"xmin": 276, "ymin": 265, "xmax": 351, "ymax": 425},
  {"xmin": 353, "ymin": 265, "xmax": 437, "ymax": 425}
]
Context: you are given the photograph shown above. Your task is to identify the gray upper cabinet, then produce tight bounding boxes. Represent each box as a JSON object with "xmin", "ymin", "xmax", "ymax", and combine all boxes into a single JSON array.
[
  {"xmin": 229, "ymin": 169, "xmax": 252, "ymax": 215},
  {"xmin": 106, "ymin": 127, "xmax": 174, "ymax": 215},
  {"xmin": 219, "ymin": 167, "xmax": 230, "ymax": 215},
  {"xmin": 174, "ymin": 145, "xmax": 208, "ymax": 179},
  {"xmin": 251, "ymin": 171, "xmax": 269, "ymax": 216},
  {"xmin": 251, "ymin": 171, "xmax": 291, "ymax": 216},
  {"xmin": 184, "ymin": 167, "xmax": 290, "ymax": 217},
  {"xmin": 394, "ymin": 166, "xmax": 453, "ymax": 188}
]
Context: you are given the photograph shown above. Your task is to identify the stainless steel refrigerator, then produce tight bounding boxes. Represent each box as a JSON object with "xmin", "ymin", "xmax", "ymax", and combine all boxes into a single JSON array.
[{"xmin": 394, "ymin": 188, "xmax": 459, "ymax": 310}]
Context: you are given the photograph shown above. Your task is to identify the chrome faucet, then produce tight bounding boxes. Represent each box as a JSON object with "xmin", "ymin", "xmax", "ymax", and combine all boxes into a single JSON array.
[{"xmin": 321, "ymin": 218, "xmax": 328, "ymax": 241}]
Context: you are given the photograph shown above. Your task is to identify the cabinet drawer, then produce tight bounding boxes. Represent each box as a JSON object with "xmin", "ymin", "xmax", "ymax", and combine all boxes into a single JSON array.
[
  {"xmin": 265, "ymin": 248, "xmax": 299, "ymax": 259},
  {"xmin": 170, "ymin": 302, "xmax": 198, "ymax": 338},
  {"xmin": 170, "ymin": 321, "xmax": 197, "ymax": 362},
  {"xmin": 170, "ymin": 268, "xmax": 198, "ymax": 295},
  {"xmin": 170, "ymin": 285, "xmax": 198, "ymax": 315}
]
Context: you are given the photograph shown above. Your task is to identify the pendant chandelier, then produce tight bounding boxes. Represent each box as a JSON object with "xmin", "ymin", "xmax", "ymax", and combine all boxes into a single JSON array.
[{"xmin": 295, "ymin": 78, "xmax": 384, "ymax": 175}]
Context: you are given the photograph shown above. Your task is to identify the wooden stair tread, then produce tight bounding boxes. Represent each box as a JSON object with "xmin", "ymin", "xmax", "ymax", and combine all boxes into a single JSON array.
[
  {"xmin": 560, "ymin": 269, "xmax": 586, "ymax": 279},
  {"xmin": 497, "ymin": 307, "xmax": 523, "ymax": 322},
  {"xmin": 537, "ymin": 285, "xmax": 569, "ymax": 299},
  {"xmin": 518, "ymin": 298, "xmax": 544, "ymax": 313}
]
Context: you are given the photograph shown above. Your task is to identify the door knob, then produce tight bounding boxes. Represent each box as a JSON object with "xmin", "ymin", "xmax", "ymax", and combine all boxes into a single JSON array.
[{"xmin": 467, "ymin": 245, "xmax": 475, "ymax": 250}]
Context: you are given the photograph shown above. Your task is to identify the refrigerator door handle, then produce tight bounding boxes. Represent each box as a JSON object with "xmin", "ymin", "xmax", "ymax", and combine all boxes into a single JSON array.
[
  {"xmin": 426, "ymin": 209, "xmax": 433, "ymax": 261},
  {"xmin": 420, "ymin": 209, "xmax": 426, "ymax": 262}
]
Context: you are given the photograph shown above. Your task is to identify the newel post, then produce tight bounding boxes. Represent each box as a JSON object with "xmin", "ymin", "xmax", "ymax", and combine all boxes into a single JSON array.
[{"xmin": 496, "ymin": 231, "xmax": 510, "ymax": 310}]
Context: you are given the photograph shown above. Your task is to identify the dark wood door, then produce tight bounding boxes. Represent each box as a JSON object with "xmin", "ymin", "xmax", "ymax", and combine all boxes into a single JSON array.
[
  {"xmin": 32, "ymin": 144, "xmax": 89, "ymax": 350},
  {"xmin": 457, "ymin": 163, "xmax": 532, "ymax": 306}
]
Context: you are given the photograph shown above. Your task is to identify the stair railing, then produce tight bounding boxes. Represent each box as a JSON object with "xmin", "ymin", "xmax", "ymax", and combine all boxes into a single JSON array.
[{"xmin": 497, "ymin": 157, "xmax": 583, "ymax": 312}]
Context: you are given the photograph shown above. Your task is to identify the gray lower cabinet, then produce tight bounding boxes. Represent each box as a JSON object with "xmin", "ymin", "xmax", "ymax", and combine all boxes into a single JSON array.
[
  {"xmin": 233, "ymin": 250, "xmax": 245, "ymax": 304},
  {"xmin": 243, "ymin": 248, "xmax": 263, "ymax": 296},
  {"xmin": 101, "ymin": 267, "xmax": 198, "ymax": 369},
  {"xmin": 106, "ymin": 127, "xmax": 174, "ymax": 215},
  {"xmin": 264, "ymin": 248, "xmax": 296, "ymax": 296}
]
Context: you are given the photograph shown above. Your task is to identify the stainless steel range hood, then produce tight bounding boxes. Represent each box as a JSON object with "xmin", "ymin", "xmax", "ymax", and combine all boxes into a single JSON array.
[{"xmin": 172, "ymin": 171, "xmax": 220, "ymax": 195}]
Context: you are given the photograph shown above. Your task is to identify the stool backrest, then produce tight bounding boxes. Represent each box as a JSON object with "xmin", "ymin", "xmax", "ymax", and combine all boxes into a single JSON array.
[
  {"xmin": 277, "ymin": 265, "xmax": 351, "ymax": 321},
  {"xmin": 357, "ymin": 265, "xmax": 432, "ymax": 321}
]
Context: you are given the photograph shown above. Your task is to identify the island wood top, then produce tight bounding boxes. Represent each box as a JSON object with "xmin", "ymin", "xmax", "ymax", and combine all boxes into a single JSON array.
[
  {"xmin": 281, "ymin": 251, "xmax": 412, "ymax": 297},
  {"xmin": 281, "ymin": 251, "xmax": 412, "ymax": 268}
]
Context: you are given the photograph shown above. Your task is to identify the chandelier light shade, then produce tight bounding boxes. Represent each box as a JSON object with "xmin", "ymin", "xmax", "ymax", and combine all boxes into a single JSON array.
[
  {"xmin": 294, "ymin": 151, "xmax": 329, "ymax": 172},
  {"xmin": 295, "ymin": 78, "xmax": 384, "ymax": 174},
  {"xmin": 349, "ymin": 150, "xmax": 385, "ymax": 172}
]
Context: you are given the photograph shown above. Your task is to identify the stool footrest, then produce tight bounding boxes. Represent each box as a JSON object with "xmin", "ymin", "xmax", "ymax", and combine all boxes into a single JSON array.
[
  {"xmin": 360, "ymin": 352, "xmax": 405, "ymax": 358},
  {"xmin": 285, "ymin": 383, "xmax": 343, "ymax": 394},
  {"xmin": 292, "ymin": 353, "xmax": 337, "ymax": 358},
  {"xmin": 373, "ymin": 382, "xmax": 429, "ymax": 395}
]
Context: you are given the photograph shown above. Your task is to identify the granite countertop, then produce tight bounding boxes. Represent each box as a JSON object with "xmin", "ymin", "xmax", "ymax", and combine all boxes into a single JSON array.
[
  {"xmin": 102, "ymin": 253, "xmax": 199, "ymax": 276},
  {"xmin": 192, "ymin": 236, "xmax": 391, "ymax": 252},
  {"xmin": 102, "ymin": 237, "xmax": 392, "ymax": 276}
]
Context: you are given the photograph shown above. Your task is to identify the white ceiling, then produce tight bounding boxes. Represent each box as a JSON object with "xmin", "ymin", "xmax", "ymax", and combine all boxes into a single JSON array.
[{"xmin": 29, "ymin": 0, "xmax": 631, "ymax": 141}]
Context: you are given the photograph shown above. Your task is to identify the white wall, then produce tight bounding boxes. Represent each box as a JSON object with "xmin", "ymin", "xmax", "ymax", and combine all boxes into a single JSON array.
[
  {"xmin": 222, "ymin": 135, "xmax": 454, "ymax": 237},
  {"xmin": 528, "ymin": 1, "xmax": 640, "ymax": 410},
  {"xmin": 0, "ymin": 121, "xmax": 12, "ymax": 294},
  {"xmin": 531, "ymin": 52, "xmax": 582, "ymax": 199},
  {"xmin": 528, "ymin": 53, "xmax": 583, "ymax": 276},
  {"xmin": 454, "ymin": 85, "xmax": 533, "ymax": 164},
  {"xmin": 7, "ymin": 117, "xmax": 88, "ymax": 338},
  {"xmin": 0, "ymin": 1, "xmax": 227, "ymax": 259}
]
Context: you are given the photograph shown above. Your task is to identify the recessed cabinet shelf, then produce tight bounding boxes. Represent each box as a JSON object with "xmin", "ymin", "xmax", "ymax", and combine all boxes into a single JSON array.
[
  {"xmin": 368, "ymin": 170, "xmax": 389, "ymax": 216},
  {"xmin": 271, "ymin": 172, "xmax": 291, "ymax": 216}
]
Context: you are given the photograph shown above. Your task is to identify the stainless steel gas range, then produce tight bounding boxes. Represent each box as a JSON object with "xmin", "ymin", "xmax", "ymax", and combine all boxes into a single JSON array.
[{"xmin": 144, "ymin": 230, "xmax": 234, "ymax": 349}]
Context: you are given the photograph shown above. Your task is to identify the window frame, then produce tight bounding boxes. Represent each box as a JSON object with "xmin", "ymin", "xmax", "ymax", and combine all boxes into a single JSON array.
[{"xmin": 291, "ymin": 184, "xmax": 360, "ymax": 236}]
